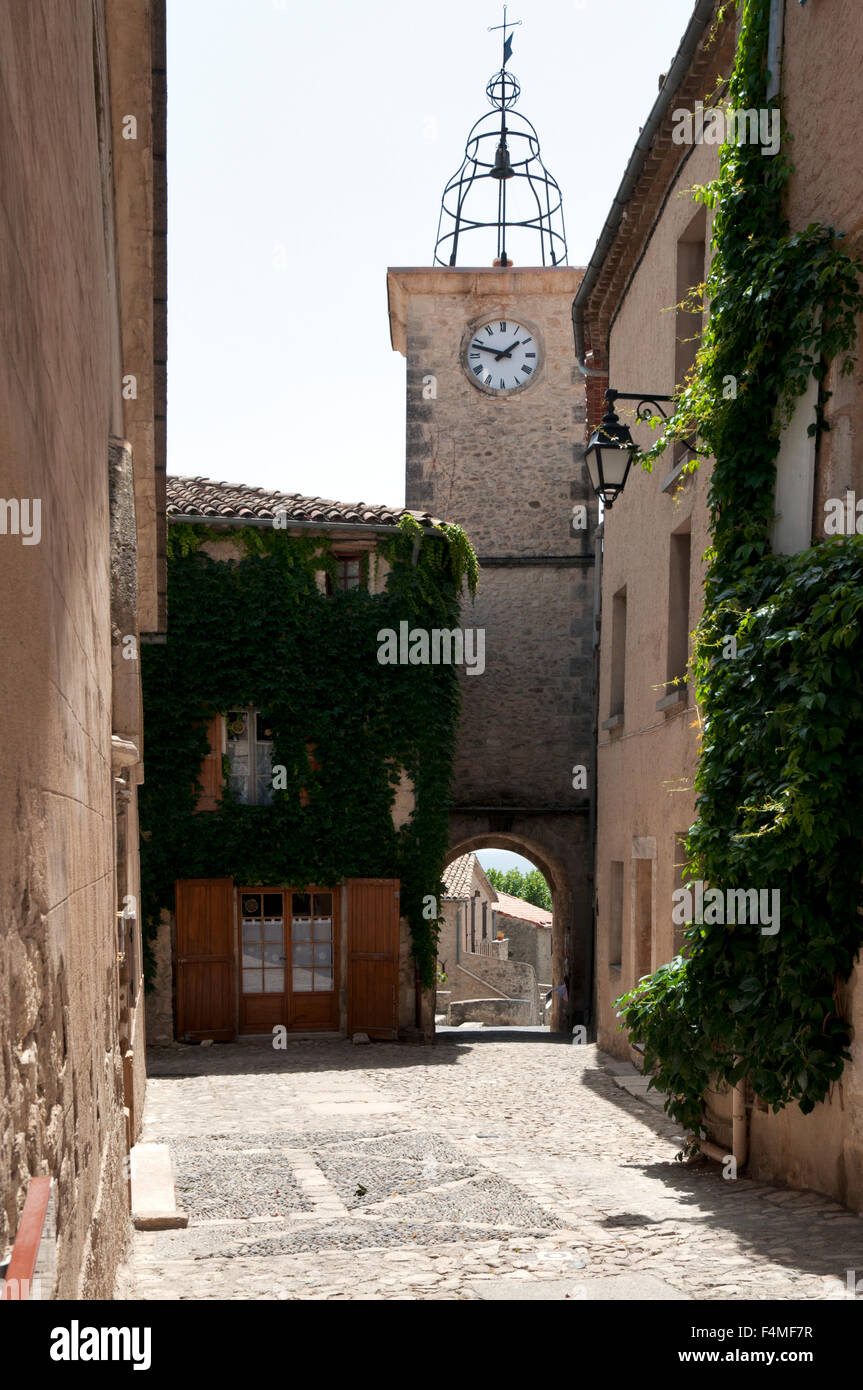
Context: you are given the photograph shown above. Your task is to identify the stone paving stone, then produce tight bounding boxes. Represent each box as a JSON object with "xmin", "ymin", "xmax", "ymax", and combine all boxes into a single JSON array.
[{"xmin": 114, "ymin": 1038, "xmax": 863, "ymax": 1302}]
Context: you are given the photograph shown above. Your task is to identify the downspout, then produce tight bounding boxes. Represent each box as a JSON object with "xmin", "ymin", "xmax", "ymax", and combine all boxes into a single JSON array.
[
  {"xmin": 766, "ymin": 0, "xmax": 785, "ymax": 103},
  {"xmin": 700, "ymin": 1071, "xmax": 749, "ymax": 1172}
]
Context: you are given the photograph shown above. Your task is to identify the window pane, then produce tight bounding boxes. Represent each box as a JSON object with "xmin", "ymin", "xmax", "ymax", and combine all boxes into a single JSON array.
[
  {"xmin": 314, "ymin": 969, "xmax": 333, "ymax": 992},
  {"xmin": 293, "ymin": 942, "xmax": 313, "ymax": 966},
  {"xmin": 227, "ymin": 710, "xmax": 249, "ymax": 743},
  {"xmin": 242, "ymin": 969, "xmax": 262, "ymax": 993},
  {"xmin": 292, "ymin": 917, "xmax": 312, "ymax": 942},
  {"xmin": 242, "ymin": 941, "xmax": 262, "ymax": 969},
  {"xmin": 314, "ymin": 893, "xmax": 333, "ymax": 917},
  {"xmin": 242, "ymin": 920, "xmax": 262, "ymax": 944},
  {"xmin": 256, "ymin": 777, "xmax": 274, "ymax": 807},
  {"xmin": 262, "ymin": 919, "xmax": 282, "ymax": 943},
  {"xmin": 293, "ymin": 893, "xmax": 311, "ymax": 916},
  {"xmin": 313, "ymin": 918, "xmax": 332, "ymax": 941},
  {"xmin": 313, "ymin": 943, "xmax": 332, "ymax": 966},
  {"xmin": 263, "ymin": 968, "xmax": 284, "ymax": 994},
  {"xmin": 262, "ymin": 941, "xmax": 284, "ymax": 966},
  {"xmin": 231, "ymin": 776, "xmax": 251, "ymax": 804},
  {"xmin": 241, "ymin": 895, "xmax": 261, "ymax": 916},
  {"xmin": 293, "ymin": 968, "xmax": 314, "ymax": 993},
  {"xmin": 263, "ymin": 894, "xmax": 283, "ymax": 917},
  {"xmin": 257, "ymin": 712, "xmax": 274, "ymax": 742}
]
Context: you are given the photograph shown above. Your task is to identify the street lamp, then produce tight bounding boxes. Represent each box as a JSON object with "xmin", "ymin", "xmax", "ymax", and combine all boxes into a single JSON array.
[{"xmin": 585, "ymin": 388, "xmax": 673, "ymax": 508}]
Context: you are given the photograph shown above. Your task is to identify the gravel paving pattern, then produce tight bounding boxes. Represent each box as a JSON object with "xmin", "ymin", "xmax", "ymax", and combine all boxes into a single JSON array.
[
  {"xmin": 374, "ymin": 1174, "xmax": 562, "ymax": 1228},
  {"xmin": 171, "ymin": 1138, "xmax": 312, "ymax": 1219},
  {"xmin": 315, "ymin": 1155, "xmax": 478, "ymax": 1207},
  {"xmin": 117, "ymin": 1037, "xmax": 863, "ymax": 1301},
  {"xmin": 209, "ymin": 1223, "xmax": 549, "ymax": 1257}
]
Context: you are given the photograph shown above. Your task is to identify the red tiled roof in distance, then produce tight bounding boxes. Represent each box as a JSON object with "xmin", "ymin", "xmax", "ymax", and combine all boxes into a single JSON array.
[
  {"xmin": 493, "ymin": 890, "xmax": 552, "ymax": 928},
  {"xmin": 166, "ymin": 475, "xmax": 443, "ymax": 529}
]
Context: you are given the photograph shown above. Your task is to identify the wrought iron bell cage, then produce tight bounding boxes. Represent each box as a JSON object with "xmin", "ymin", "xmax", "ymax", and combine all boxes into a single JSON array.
[{"xmin": 433, "ymin": 66, "xmax": 568, "ymax": 268}]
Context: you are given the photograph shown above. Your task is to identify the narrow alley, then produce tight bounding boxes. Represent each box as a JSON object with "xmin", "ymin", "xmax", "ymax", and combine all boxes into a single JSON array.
[{"xmin": 117, "ymin": 1036, "xmax": 863, "ymax": 1302}]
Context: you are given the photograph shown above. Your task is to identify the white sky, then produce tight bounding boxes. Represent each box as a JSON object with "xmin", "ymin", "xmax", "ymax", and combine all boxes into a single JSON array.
[{"xmin": 167, "ymin": 0, "xmax": 699, "ymax": 507}]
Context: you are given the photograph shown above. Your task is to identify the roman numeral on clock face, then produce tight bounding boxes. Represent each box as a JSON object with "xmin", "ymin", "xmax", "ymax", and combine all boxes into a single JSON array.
[
  {"xmin": 500, "ymin": 322, "xmax": 507, "ymax": 333},
  {"xmin": 485, "ymin": 325, "xmax": 494, "ymax": 336}
]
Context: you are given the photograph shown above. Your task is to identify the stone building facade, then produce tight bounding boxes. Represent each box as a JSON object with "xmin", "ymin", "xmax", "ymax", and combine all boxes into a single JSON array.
[
  {"xmin": 579, "ymin": 0, "xmax": 863, "ymax": 1209},
  {"xmin": 0, "ymin": 0, "xmax": 166, "ymax": 1296},
  {"xmin": 144, "ymin": 477, "xmax": 462, "ymax": 1047},
  {"xmin": 388, "ymin": 267, "xmax": 596, "ymax": 1029}
]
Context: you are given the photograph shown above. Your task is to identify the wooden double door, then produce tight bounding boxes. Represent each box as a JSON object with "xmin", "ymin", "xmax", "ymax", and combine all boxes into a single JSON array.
[
  {"xmin": 238, "ymin": 885, "xmax": 338, "ymax": 1034},
  {"xmin": 175, "ymin": 877, "xmax": 400, "ymax": 1041}
]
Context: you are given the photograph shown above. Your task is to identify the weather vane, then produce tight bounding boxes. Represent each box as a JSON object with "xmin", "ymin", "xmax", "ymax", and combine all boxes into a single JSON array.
[
  {"xmin": 433, "ymin": 6, "xmax": 567, "ymax": 267},
  {"xmin": 488, "ymin": 5, "xmax": 522, "ymax": 70}
]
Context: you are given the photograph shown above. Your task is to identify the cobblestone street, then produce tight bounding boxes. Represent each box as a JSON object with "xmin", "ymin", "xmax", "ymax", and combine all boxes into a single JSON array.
[{"xmin": 115, "ymin": 1033, "xmax": 863, "ymax": 1301}]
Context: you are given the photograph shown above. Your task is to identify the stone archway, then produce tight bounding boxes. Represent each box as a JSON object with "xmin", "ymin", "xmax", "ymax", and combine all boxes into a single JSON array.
[{"xmin": 446, "ymin": 811, "xmax": 592, "ymax": 1033}]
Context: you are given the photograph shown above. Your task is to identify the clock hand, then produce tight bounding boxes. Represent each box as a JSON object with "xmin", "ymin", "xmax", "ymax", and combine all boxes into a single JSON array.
[{"xmin": 493, "ymin": 337, "xmax": 529, "ymax": 361}]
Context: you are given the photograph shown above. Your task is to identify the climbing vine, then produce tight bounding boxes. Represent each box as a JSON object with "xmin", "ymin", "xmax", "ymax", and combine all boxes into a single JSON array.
[
  {"xmin": 616, "ymin": 0, "xmax": 863, "ymax": 1133},
  {"xmin": 140, "ymin": 515, "xmax": 478, "ymax": 990}
]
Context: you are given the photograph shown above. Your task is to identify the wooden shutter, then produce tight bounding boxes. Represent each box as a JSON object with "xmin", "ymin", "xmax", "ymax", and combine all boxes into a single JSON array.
[
  {"xmin": 194, "ymin": 715, "xmax": 223, "ymax": 812},
  {"xmin": 175, "ymin": 878, "xmax": 235, "ymax": 1040},
  {"xmin": 346, "ymin": 878, "xmax": 400, "ymax": 1039}
]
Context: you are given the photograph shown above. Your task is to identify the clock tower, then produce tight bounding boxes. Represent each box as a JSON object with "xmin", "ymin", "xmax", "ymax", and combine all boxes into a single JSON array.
[{"xmin": 387, "ymin": 23, "xmax": 596, "ymax": 1029}]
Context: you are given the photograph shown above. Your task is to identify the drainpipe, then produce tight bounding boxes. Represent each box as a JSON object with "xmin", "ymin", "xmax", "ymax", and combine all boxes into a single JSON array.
[
  {"xmin": 700, "ymin": 1072, "xmax": 748, "ymax": 1170},
  {"xmin": 766, "ymin": 0, "xmax": 785, "ymax": 103}
]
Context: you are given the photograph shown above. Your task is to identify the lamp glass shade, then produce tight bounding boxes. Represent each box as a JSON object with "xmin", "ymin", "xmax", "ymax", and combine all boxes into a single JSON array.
[{"xmin": 585, "ymin": 418, "xmax": 636, "ymax": 506}]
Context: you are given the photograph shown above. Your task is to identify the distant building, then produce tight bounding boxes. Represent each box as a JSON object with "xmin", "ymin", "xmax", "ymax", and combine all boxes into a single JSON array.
[{"xmin": 437, "ymin": 854, "xmax": 549, "ymax": 1025}]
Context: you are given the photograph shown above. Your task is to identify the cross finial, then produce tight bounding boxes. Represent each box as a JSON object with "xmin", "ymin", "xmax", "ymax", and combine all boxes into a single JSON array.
[{"xmin": 488, "ymin": 5, "xmax": 522, "ymax": 69}]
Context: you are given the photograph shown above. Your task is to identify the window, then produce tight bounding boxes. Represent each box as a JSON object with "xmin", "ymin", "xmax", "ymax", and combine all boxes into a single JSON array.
[
  {"xmin": 240, "ymin": 889, "xmax": 335, "ymax": 996},
  {"xmin": 666, "ymin": 526, "xmax": 691, "ymax": 690},
  {"xmin": 672, "ymin": 832, "xmax": 689, "ymax": 958},
  {"xmin": 609, "ymin": 861, "xmax": 624, "ymax": 969},
  {"xmin": 634, "ymin": 857, "xmax": 653, "ymax": 982},
  {"xmin": 241, "ymin": 891, "xmax": 285, "ymax": 994},
  {"xmin": 609, "ymin": 586, "xmax": 627, "ymax": 722},
  {"xmin": 671, "ymin": 207, "xmax": 706, "ymax": 470},
  {"xmin": 226, "ymin": 708, "xmax": 274, "ymax": 805},
  {"xmin": 290, "ymin": 891, "xmax": 334, "ymax": 993},
  {"xmin": 772, "ymin": 359, "xmax": 819, "ymax": 554},
  {"xmin": 326, "ymin": 555, "xmax": 363, "ymax": 594}
]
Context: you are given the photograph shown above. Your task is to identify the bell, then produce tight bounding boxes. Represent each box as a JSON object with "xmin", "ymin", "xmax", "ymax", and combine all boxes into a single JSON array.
[{"xmin": 490, "ymin": 140, "xmax": 514, "ymax": 180}]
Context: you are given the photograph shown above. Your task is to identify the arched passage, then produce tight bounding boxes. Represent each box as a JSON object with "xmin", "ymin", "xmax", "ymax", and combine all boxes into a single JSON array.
[{"xmin": 444, "ymin": 816, "xmax": 590, "ymax": 1034}]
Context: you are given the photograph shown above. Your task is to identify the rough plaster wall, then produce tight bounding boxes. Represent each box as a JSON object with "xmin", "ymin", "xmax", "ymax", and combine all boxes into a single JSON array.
[
  {"xmin": 0, "ymin": 0, "xmax": 130, "ymax": 1295},
  {"xmin": 594, "ymin": 142, "xmax": 717, "ymax": 1061}
]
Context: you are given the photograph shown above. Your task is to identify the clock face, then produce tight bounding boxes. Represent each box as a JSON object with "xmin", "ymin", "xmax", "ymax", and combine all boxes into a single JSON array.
[{"xmin": 463, "ymin": 317, "xmax": 540, "ymax": 394}]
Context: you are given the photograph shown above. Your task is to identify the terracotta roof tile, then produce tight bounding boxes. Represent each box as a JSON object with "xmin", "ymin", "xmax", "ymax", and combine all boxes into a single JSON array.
[
  {"xmin": 166, "ymin": 475, "xmax": 442, "ymax": 529},
  {"xmin": 493, "ymin": 891, "xmax": 552, "ymax": 927}
]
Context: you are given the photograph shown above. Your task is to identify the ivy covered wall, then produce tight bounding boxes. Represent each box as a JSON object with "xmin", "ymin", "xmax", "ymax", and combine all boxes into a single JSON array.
[
  {"xmin": 617, "ymin": 0, "xmax": 863, "ymax": 1134},
  {"xmin": 140, "ymin": 515, "xmax": 478, "ymax": 989}
]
